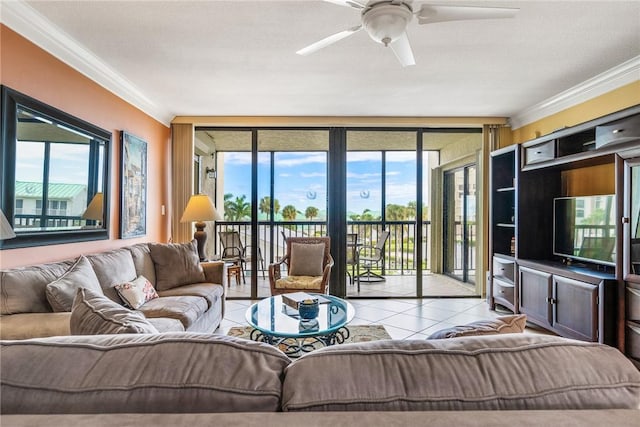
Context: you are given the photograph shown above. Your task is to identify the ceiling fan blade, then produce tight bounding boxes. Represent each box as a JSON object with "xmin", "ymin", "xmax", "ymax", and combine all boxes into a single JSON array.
[
  {"xmin": 389, "ymin": 32, "xmax": 416, "ymax": 67},
  {"xmin": 296, "ymin": 25, "xmax": 363, "ymax": 56},
  {"xmin": 323, "ymin": 0, "xmax": 366, "ymax": 10},
  {"xmin": 417, "ymin": 5, "xmax": 518, "ymax": 25}
]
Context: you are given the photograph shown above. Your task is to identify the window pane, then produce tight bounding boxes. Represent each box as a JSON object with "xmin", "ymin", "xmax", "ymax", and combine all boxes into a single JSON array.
[
  {"xmin": 48, "ymin": 143, "xmax": 90, "ymax": 220},
  {"xmin": 15, "ymin": 141, "xmax": 45, "ymax": 230},
  {"xmin": 347, "ymin": 151, "xmax": 381, "ymax": 220},
  {"xmin": 274, "ymin": 152, "xmax": 327, "ymax": 222}
]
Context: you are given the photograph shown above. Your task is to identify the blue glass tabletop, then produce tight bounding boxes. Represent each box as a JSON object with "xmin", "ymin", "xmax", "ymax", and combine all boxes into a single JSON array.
[{"xmin": 246, "ymin": 294, "xmax": 355, "ymax": 338}]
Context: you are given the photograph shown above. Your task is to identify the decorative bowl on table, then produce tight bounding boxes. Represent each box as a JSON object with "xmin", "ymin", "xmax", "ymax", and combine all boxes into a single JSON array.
[{"xmin": 298, "ymin": 299, "xmax": 319, "ymax": 319}]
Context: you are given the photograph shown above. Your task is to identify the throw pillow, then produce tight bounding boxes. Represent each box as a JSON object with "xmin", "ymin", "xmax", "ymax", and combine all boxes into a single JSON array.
[
  {"xmin": 115, "ymin": 275, "xmax": 158, "ymax": 309},
  {"xmin": 427, "ymin": 314, "xmax": 527, "ymax": 339},
  {"xmin": 148, "ymin": 240, "xmax": 206, "ymax": 291},
  {"xmin": 289, "ymin": 243, "xmax": 325, "ymax": 277},
  {"xmin": 70, "ymin": 287, "xmax": 159, "ymax": 335},
  {"xmin": 45, "ymin": 255, "xmax": 103, "ymax": 312}
]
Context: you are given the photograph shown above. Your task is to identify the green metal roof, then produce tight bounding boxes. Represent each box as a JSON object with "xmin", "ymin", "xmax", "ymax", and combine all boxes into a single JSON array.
[{"xmin": 15, "ymin": 181, "xmax": 87, "ymax": 199}]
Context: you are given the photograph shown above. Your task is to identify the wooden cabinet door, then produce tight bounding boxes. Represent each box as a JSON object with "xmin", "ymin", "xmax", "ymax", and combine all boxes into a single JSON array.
[
  {"xmin": 519, "ymin": 266, "xmax": 552, "ymax": 327},
  {"xmin": 553, "ymin": 276, "xmax": 599, "ymax": 342}
]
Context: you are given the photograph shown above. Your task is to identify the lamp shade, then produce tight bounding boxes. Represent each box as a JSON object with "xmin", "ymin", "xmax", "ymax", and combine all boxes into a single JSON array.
[
  {"xmin": 82, "ymin": 192, "xmax": 104, "ymax": 221},
  {"xmin": 0, "ymin": 209, "xmax": 16, "ymax": 240},
  {"xmin": 180, "ymin": 194, "xmax": 221, "ymax": 223}
]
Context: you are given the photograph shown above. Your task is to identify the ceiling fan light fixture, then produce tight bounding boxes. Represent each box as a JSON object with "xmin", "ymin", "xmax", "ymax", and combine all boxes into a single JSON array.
[{"xmin": 362, "ymin": 2, "xmax": 413, "ymax": 46}]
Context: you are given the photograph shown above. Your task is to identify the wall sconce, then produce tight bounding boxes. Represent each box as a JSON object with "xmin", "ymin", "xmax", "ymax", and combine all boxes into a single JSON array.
[{"xmin": 205, "ymin": 167, "xmax": 217, "ymax": 180}]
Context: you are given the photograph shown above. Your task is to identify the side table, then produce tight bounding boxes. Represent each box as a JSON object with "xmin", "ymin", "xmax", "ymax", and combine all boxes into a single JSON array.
[{"xmin": 226, "ymin": 263, "xmax": 243, "ymax": 287}]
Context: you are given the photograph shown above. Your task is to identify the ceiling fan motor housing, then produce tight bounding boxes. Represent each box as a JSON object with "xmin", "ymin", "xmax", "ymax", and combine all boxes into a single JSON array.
[{"xmin": 362, "ymin": 2, "xmax": 413, "ymax": 46}]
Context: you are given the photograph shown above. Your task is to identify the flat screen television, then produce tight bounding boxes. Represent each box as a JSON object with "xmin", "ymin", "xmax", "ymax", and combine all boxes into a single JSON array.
[{"xmin": 553, "ymin": 195, "xmax": 616, "ymax": 266}]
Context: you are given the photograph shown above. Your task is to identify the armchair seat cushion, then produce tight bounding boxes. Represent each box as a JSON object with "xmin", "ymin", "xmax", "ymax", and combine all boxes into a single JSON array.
[{"xmin": 275, "ymin": 276, "xmax": 323, "ymax": 290}]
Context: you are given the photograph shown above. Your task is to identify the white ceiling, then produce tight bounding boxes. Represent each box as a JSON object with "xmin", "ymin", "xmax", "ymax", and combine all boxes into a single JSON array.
[{"xmin": 4, "ymin": 0, "xmax": 640, "ymax": 125}]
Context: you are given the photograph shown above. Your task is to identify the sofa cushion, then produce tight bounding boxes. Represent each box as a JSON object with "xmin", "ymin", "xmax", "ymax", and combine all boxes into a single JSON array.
[
  {"xmin": 70, "ymin": 288, "xmax": 159, "ymax": 335},
  {"xmin": 137, "ymin": 295, "xmax": 208, "ymax": 329},
  {"xmin": 289, "ymin": 243, "xmax": 324, "ymax": 277},
  {"xmin": 115, "ymin": 275, "xmax": 159, "ymax": 309},
  {"xmin": 0, "ymin": 313, "xmax": 71, "ymax": 340},
  {"xmin": 146, "ymin": 317, "xmax": 185, "ymax": 333},
  {"xmin": 281, "ymin": 334, "xmax": 640, "ymax": 411},
  {"xmin": 157, "ymin": 283, "xmax": 223, "ymax": 310},
  {"xmin": 427, "ymin": 314, "xmax": 527, "ymax": 339},
  {"xmin": 148, "ymin": 241, "xmax": 205, "ymax": 291},
  {"xmin": 0, "ymin": 260, "xmax": 74, "ymax": 314},
  {"xmin": 45, "ymin": 256, "xmax": 103, "ymax": 312},
  {"xmin": 87, "ymin": 248, "xmax": 138, "ymax": 303},
  {"xmin": 127, "ymin": 243, "xmax": 157, "ymax": 287},
  {"xmin": 0, "ymin": 333, "xmax": 291, "ymax": 414}
]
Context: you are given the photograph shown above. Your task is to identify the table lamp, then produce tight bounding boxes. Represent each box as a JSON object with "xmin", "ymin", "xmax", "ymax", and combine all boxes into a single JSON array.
[
  {"xmin": 180, "ymin": 194, "xmax": 221, "ymax": 261},
  {"xmin": 82, "ymin": 192, "xmax": 104, "ymax": 228},
  {"xmin": 0, "ymin": 209, "xmax": 16, "ymax": 240}
]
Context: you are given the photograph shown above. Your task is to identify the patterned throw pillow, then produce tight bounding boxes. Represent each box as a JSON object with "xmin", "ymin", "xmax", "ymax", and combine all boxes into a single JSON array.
[
  {"xmin": 427, "ymin": 314, "xmax": 527, "ymax": 339},
  {"xmin": 115, "ymin": 275, "xmax": 158, "ymax": 309}
]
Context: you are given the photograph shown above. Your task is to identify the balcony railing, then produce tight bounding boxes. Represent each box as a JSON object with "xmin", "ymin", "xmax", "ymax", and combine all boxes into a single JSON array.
[
  {"xmin": 213, "ymin": 220, "xmax": 432, "ymax": 275},
  {"xmin": 14, "ymin": 214, "xmax": 84, "ymax": 230}
]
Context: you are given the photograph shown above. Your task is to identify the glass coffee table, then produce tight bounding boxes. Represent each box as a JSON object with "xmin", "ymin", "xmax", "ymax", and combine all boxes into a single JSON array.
[{"xmin": 245, "ymin": 294, "xmax": 355, "ymax": 357}]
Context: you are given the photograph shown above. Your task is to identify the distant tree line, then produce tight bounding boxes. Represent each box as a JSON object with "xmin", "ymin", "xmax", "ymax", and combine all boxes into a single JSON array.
[{"xmin": 224, "ymin": 193, "xmax": 426, "ymax": 221}]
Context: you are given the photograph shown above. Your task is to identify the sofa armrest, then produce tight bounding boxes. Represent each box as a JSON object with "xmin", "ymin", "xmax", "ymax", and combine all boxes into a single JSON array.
[{"xmin": 201, "ymin": 261, "xmax": 225, "ymax": 286}]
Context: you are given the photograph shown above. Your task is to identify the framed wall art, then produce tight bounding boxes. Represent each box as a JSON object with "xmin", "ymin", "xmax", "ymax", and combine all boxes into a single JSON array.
[{"xmin": 120, "ymin": 131, "xmax": 147, "ymax": 238}]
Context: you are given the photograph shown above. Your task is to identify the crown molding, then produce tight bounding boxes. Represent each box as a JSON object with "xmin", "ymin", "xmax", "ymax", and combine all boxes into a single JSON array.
[
  {"xmin": 509, "ymin": 55, "xmax": 640, "ymax": 130},
  {"xmin": 1, "ymin": 0, "xmax": 173, "ymax": 126}
]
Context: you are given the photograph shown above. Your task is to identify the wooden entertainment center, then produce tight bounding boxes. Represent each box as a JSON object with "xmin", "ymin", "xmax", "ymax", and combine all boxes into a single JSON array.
[{"xmin": 488, "ymin": 105, "xmax": 640, "ymax": 364}]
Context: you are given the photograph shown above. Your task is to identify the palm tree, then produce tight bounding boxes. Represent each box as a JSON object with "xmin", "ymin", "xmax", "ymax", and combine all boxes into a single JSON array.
[
  {"xmin": 281, "ymin": 204, "xmax": 298, "ymax": 221},
  {"xmin": 227, "ymin": 195, "xmax": 251, "ymax": 221},
  {"xmin": 305, "ymin": 206, "xmax": 319, "ymax": 220},
  {"xmin": 259, "ymin": 196, "xmax": 280, "ymax": 218},
  {"xmin": 385, "ymin": 204, "xmax": 407, "ymax": 221},
  {"xmin": 223, "ymin": 193, "xmax": 234, "ymax": 219}
]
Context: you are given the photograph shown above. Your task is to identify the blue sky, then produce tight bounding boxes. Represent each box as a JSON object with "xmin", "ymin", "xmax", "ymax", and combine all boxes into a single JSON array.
[
  {"xmin": 222, "ymin": 151, "xmax": 424, "ymax": 219},
  {"xmin": 16, "ymin": 141, "xmax": 90, "ymax": 185}
]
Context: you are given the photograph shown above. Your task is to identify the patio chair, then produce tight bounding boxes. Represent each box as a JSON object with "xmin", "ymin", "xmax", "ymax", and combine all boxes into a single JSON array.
[
  {"xmin": 356, "ymin": 230, "xmax": 390, "ymax": 292},
  {"xmin": 346, "ymin": 233, "xmax": 358, "ymax": 285},
  {"xmin": 219, "ymin": 230, "xmax": 265, "ymax": 283},
  {"xmin": 268, "ymin": 236, "xmax": 333, "ymax": 295}
]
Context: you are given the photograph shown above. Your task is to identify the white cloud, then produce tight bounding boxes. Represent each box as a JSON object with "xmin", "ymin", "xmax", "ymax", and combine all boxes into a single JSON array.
[
  {"xmin": 347, "ymin": 171, "xmax": 381, "ymax": 179},
  {"xmin": 300, "ymin": 172, "xmax": 325, "ymax": 178},
  {"xmin": 276, "ymin": 153, "xmax": 326, "ymax": 167}
]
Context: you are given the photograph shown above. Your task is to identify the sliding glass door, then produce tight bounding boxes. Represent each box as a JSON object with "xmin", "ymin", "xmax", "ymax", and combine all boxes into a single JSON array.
[{"xmin": 443, "ymin": 164, "xmax": 477, "ymax": 284}]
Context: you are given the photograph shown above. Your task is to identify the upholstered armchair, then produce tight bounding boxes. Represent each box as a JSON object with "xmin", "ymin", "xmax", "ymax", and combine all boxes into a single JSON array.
[{"xmin": 268, "ymin": 236, "xmax": 333, "ymax": 295}]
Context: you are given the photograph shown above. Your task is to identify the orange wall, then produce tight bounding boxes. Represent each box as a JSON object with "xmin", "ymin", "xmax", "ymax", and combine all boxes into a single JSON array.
[{"xmin": 0, "ymin": 25, "xmax": 171, "ymax": 268}]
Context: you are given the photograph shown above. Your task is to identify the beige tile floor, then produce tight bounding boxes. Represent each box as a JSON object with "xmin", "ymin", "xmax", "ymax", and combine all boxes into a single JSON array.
[{"xmin": 216, "ymin": 296, "xmax": 551, "ymax": 340}]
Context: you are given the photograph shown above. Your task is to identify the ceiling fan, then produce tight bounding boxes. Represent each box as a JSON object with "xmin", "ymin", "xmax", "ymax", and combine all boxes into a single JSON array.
[{"xmin": 296, "ymin": 0, "xmax": 519, "ymax": 67}]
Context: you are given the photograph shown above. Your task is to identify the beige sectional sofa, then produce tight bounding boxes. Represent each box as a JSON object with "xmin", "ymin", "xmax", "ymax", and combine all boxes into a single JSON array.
[
  {"xmin": 1, "ymin": 332, "xmax": 639, "ymax": 425},
  {"xmin": 1, "ymin": 245, "xmax": 639, "ymax": 425},
  {"xmin": 0, "ymin": 242, "xmax": 226, "ymax": 339}
]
